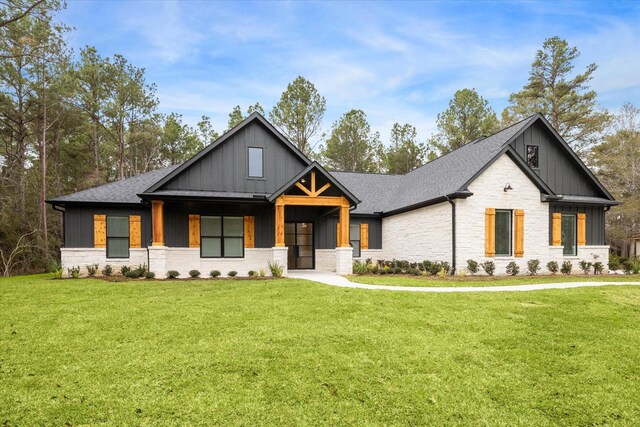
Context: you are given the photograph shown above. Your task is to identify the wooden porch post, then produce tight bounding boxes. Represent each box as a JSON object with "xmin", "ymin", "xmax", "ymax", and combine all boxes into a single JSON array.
[
  {"xmin": 339, "ymin": 196, "xmax": 350, "ymax": 247},
  {"xmin": 275, "ymin": 196, "xmax": 285, "ymax": 247},
  {"xmin": 151, "ymin": 200, "xmax": 165, "ymax": 246}
]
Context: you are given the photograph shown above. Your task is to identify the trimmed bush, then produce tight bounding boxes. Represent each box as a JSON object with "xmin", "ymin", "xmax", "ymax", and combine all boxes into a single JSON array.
[
  {"xmin": 228, "ymin": 271, "xmax": 238, "ymax": 277},
  {"xmin": 506, "ymin": 261, "xmax": 520, "ymax": 276},
  {"xmin": 189, "ymin": 269, "xmax": 201, "ymax": 278},
  {"xmin": 120, "ymin": 265, "xmax": 131, "ymax": 276},
  {"xmin": 210, "ymin": 270, "xmax": 221, "ymax": 278},
  {"xmin": 481, "ymin": 261, "xmax": 495, "ymax": 276},
  {"xmin": 547, "ymin": 261, "xmax": 559, "ymax": 274},
  {"xmin": 268, "ymin": 261, "xmax": 284, "ymax": 277},
  {"xmin": 144, "ymin": 271, "xmax": 156, "ymax": 279},
  {"xmin": 527, "ymin": 259, "xmax": 541, "ymax": 275},
  {"xmin": 67, "ymin": 266, "xmax": 81, "ymax": 279},
  {"xmin": 593, "ymin": 262, "xmax": 604, "ymax": 275},
  {"xmin": 561, "ymin": 261, "xmax": 573, "ymax": 275},
  {"xmin": 578, "ymin": 260, "xmax": 592, "ymax": 274},
  {"xmin": 258, "ymin": 269, "xmax": 266, "ymax": 277},
  {"xmin": 466, "ymin": 259, "xmax": 479, "ymax": 275},
  {"xmin": 166, "ymin": 270, "xmax": 180, "ymax": 279},
  {"xmin": 86, "ymin": 264, "xmax": 99, "ymax": 277},
  {"xmin": 102, "ymin": 264, "xmax": 113, "ymax": 276},
  {"xmin": 124, "ymin": 270, "xmax": 141, "ymax": 279}
]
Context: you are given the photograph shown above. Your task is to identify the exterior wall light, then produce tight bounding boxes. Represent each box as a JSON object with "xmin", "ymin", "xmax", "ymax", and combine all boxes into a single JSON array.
[{"xmin": 504, "ymin": 183, "xmax": 513, "ymax": 192}]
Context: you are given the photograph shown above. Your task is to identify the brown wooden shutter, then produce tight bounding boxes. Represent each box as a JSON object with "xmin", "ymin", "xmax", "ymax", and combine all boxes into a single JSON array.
[
  {"xmin": 552, "ymin": 212, "xmax": 562, "ymax": 246},
  {"xmin": 188, "ymin": 214, "xmax": 200, "ymax": 248},
  {"xmin": 336, "ymin": 222, "xmax": 340, "ymax": 247},
  {"xmin": 129, "ymin": 215, "xmax": 141, "ymax": 248},
  {"xmin": 361, "ymin": 223, "xmax": 369, "ymax": 250},
  {"xmin": 485, "ymin": 208, "xmax": 495, "ymax": 257},
  {"xmin": 244, "ymin": 216, "xmax": 255, "ymax": 248},
  {"xmin": 94, "ymin": 214, "xmax": 106, "ymax": 248},
  {"xmin": 577, "ymin": 213, "xmax": 586, "ymax": 246},
  {"xmin": 514, "ymin": 209, "xmax": 524, "ymax": 257}
]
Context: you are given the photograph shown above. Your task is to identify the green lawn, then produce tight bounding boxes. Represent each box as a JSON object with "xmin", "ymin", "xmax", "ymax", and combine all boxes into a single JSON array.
[
  {"xmin": 348, "ymin": 273, "xmax": 640, "ymax": 287},
  {"xmin": 1, "ymin": 275, "xmax": 639, "ymax": 426}
]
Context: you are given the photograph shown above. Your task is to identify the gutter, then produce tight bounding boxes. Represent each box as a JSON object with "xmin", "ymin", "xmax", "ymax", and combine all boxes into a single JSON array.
[{"xmin": 445, "ymin": 195, "xmax": 456, "ymax": 275}]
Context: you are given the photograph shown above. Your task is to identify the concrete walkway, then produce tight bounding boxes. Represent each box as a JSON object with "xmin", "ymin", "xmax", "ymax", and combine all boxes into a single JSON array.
[{"xmin": 287, "ymin": 270, "xmax": 640, "ymax": 293}]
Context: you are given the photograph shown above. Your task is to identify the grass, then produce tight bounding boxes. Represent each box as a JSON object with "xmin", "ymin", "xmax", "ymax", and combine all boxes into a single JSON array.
[
  {"xmin": 348, "ymin": 273, "xmax": 640, "ymax": 287},
  {"xmin": 1, "ymin": 275, "xmax": 639, "ymax": 425}
]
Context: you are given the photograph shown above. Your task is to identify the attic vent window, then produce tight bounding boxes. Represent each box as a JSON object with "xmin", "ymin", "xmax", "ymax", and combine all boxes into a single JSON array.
[
  {"xmin": 248, "ymin": 147, "xmax": 263, "ymax": 178},
  {"xmin": 526, "ymin": 145, "xmax": 539, "ymax": 169}
]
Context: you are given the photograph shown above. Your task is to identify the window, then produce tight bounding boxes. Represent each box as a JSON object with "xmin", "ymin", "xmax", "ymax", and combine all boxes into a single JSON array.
[
  {"xmin": 106, "ymin": 216, "xmax": 129, "ymax": 258},
  {"xmin": 350, "ymin": 224, "xmax": 361, "ymax": 258},
  {"xmin": 562, "ymin": 214, "xmax": 577, "ymax": 256},
  {"xmin": 201, "ymin": 216, "xmax": 244, "ymax": 258},
  {"xmin": 495, "ymin": 210, "xmax": 512, "ymax": 256},
  {"xmin": 248, "ymin": 147, "xmax": 263, "ymax": 178},
  {"xmin": 526, "ymin": 145, "xmax": 539, "ymax": 169}
]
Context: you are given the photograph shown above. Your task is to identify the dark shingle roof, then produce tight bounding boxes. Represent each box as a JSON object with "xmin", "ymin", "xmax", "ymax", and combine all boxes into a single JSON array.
[
  {"xmin": 333, "ymin": 115, "xmax": 536, "ymax": 214},
  {"xmin": 48, "ymin": 165, "xmax": 179, "ymax": 204}
]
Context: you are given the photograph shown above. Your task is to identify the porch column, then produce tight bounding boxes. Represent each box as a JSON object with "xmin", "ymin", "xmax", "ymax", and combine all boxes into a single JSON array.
[
  {"xmin": 338, "ymin": 197, "xmax": 350, "ymax": 247},
  {"xmin": 151, "ymin": 200, "xmax": 165, "ymax": 246},
  {"xmin": 275, "ymin": 196, "xmax": 285, "ymax": 247}
]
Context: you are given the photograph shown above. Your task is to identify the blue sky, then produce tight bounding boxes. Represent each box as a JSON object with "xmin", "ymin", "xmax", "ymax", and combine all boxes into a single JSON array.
[{"xmin": 60, "ymin": 0, "xmax": 640, "ymax": 144}]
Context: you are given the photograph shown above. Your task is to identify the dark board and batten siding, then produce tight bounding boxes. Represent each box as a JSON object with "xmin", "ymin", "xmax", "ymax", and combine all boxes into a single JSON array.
[
  {"xmin": 510, "ymin": 122, "xmax": 601, "ymax": 197},
  {"xmin": 163, "ymin": 121, "xmax": 308, "ymax": 194},
  {"xmin": 65, "ymin": 205, "xmax": 152, "ymax": 248},
  {"xmin": 548, "ymin": 205, "xmax": 605, "ymax": 246}
]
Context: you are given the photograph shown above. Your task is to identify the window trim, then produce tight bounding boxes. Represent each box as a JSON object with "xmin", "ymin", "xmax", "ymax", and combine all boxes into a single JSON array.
[
  {"xmin": 526, "ymin": 145, "xmax": 539, "ymax": 169},
  {"xmin": 561, "ymin": 213, "xmax": 577, "ymax": 256},
  {"xmin": 494, "ymin": 209, "xmax": 513, "ymax": 257},
  {"xmin": 200, "ymin": 216, "xmax": 244, "ymax": 259},
  {"xmin": 106, "ymin": 215, "xmax": 130, "ymax": 259},
  {"xmin": 247, "ymin": 146, "xmax": 264, "ymax": 178},
  {"xmin": 349, "ymin": 224, "xmax": 361, "ymax": 258}
]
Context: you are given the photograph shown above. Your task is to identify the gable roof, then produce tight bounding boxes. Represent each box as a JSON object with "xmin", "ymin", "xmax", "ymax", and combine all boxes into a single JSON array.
[
  {"xmin": 268, "ymin": 161, "xmax": 361, "ymax": 206},
  {"xmin": 144, "ymin": 112, "xmax": 312, "ymax": 193}
]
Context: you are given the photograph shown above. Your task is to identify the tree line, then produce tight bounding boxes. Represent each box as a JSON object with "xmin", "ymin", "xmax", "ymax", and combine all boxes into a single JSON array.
[{"xmin": 0, "ymin": 1, "xmax": 637, "ymax": 275}]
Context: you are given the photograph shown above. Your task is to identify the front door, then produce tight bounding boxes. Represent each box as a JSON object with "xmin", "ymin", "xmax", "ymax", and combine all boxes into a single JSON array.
[{"xmin": 285, "ymin": 222, "xmax": 314, "ymax": 269}]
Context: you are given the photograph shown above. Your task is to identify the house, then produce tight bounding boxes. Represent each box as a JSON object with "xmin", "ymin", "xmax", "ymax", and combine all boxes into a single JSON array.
[{"xmin": 47, "ymin": 112, "xmax": 618, "ymax": 277}]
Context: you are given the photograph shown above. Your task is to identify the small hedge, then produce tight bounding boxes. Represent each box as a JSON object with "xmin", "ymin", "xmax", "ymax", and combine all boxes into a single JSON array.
[
  {"xmin": 166, "ymin": 270, "xmax": 180, "ymax": 279},
  {"xmin": 210, "ymin": 270, "xmax": 221, "ymax": 278},
  {"xmin": 189, "ymin": 269, "xmax": 201, "ymax": 278}
]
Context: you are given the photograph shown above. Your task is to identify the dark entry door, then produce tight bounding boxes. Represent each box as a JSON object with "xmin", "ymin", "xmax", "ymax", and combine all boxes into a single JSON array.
[{"xmin": 285, "ymin": 222, "xmax": 314, "ymax": 269}]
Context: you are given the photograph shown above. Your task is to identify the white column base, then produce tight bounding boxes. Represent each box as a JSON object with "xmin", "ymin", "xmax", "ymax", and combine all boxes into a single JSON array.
[
  {"xmin": 272, "ymin": 247, "xmax": 289, "ymax": 277},
  {"xmin": 335, "ymin": 247, "xmax": 353, "ymax": 275},
  {"xmin": 148, "ymin": 246, "xmax": 168, "ymax": 278}
]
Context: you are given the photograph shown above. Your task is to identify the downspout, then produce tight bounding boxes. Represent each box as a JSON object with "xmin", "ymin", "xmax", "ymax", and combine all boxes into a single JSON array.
[
  {"xmin": 445, "ymin": 195, "xmax": 456, "ymax": 275},
  {"xmin": 51, "ymin": 204, "xmax": 66, "ymax": 248}
]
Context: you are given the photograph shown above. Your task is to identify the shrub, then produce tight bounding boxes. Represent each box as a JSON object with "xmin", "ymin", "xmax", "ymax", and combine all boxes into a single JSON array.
[
  {"xmin": 407, "ymin": 268, "xmax": 420, "ymax": 276},
  {"xmin": 393, "ymin": 267, "xmax": 403, "ymax": 274},
  {"xmin": 561, "ymin": 261, "xmax": 573, "ymax": 275},
  {"xmin": 546, "ymin": 261, "xmax": 559, "ymax": 274},
  {"xmin": 506, "ymin": 261, "xmax": 520, "ymax": 276},
  {"xmin": 52, "ymin": 268, "xmax": 63, "ymax": 279},
  {"xmin": 248, "ymin": 270, "xmax": 257, "ymax": 277},
  {"xmin": 86, "ymin": 264, "xmax": 99, "ymax": 277},
  {"xmin": 378, "ymin": 269, "xmax": 387, "ymax": 275},
  {"xmin": 210, "ymin": 270, "xmax": 221, "ymax": 278},
  {"xmin": 189, "ymin": 269, "xmax": 201, "ymax": 278},
  {"xmin": 67, "ymin": 266, "xmax": 81, "ymax": 279},
  {"xmin": 608, "ymin": 253, "xmax": 622, "ymax": 271},
  {"xmin": 353, "ymin": 260, "xmax": 370, "ymax": 275},
  {"xmin": 136, "ymin": 264, "xmax": 148, "ymax": 274},
  {"xmin": 437, "ymin": 267, "xmax": 448, "ymax": 278},
  {"xmin": 228, "ymin": 270, "xmax": 238, "ymax": 277},
  {"xmin": 102, "ymin": 264, "xmax": 113, "ymax": 276},
  {"xmin": 578, "ymin": 260, "xmax": 592, "ymax": 274},
  {"xmin": 622, "ymin": 258, "xmax": 640, "ymax": 274},
  {"xmin": 144, "ymin": 271, "xmax": 156, "ymax": 279},
  {"xmin": 268, "ymin": 261, "xmax": 284, "ymax": 277},
  {"xmin": 258, "ymin": 269, "xmax": 266, "ymax": 277},
  {"xmin": 124, "ymin": 270, "xmax": 141, "ymax": 279},
  {"xmin": 593, "ymin": 262, "xmax": 604, "ymax": 275},
  {"xmin": 166, "ymin": 270, "xmax": 180, "ymax": 279},
  {"xmin": 526, "ymin": 259, "xmax": 541, "ymax": 275},
  {"xmin": 120, "ymin": 265, "xmax": 131, "ymax": 276},
  {"xmin": 481, "ymin": 261, "xmax": 495, "ymax": 276},
  {"xmin": 466, "ymin": 259, "xmax": 479, "ymax": 275}
]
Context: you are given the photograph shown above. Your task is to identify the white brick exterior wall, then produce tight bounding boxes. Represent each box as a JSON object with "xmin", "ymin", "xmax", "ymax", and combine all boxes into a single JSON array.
[
  {"xmin": 382, "ymin": 202, "xmax": 452, "ymax": 262},
  {"xmin": 315, "ymin": 249, "xmax": 336, "ymax": 272},
  {"xmin": 377, "ymin": 154, "xmax": 610, "ymax": 276},
  {"xmin": 61, "ymin": 248, "xmax": 148, "ymax": 277},
  {"xmin": 335, "ymin": 247, "xmax": 353, "ymax": 275}
]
